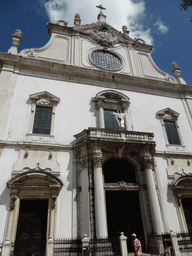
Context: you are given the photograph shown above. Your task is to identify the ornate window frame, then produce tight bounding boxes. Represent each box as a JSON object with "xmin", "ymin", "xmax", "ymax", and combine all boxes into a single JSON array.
[
  {"xmin": 157, "ymin": 108, "xmax": 184, "ymax": 149},
  {"xmin": 2, "ymin": 169, "xmax": 63, "ymax": 256},
  {"xmin": 92, "ymin": 90, "xmax": 131, "ymax": 130},
  {"xmin": 27, "ymin": 91, "xmax": 60, "ymax": 143}
]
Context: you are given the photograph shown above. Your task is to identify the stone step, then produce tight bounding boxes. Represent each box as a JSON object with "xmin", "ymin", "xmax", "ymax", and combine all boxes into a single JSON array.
[{"xmin": 128, "ymin": 253, "xmax": 151, "ymax": 256}]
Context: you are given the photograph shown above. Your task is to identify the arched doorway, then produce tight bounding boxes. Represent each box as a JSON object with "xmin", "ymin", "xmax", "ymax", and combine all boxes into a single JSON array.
[
  {"xmin": 3, "ymin": 169, "xmax": 63, "ymax": 256},
  {"xmin": 103, "ymin": 158, "xmax": 145, "ymax": 252}
]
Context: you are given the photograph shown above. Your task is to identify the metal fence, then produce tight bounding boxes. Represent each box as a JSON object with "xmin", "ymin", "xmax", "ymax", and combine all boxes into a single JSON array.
[
  {"xmin": 53, "ymin": 239, "xmax": 82, "ymax": 256},
  {"xmin": 53, "ymin": 237, "xmax": 120, "ymax": 256},
  {"xmin": 89, "ymin": 237, "xmax": 120, "ymax": 256},
  {"xmin": 177, "ymin": 232, "xmax": 192, "ymax": 253}
]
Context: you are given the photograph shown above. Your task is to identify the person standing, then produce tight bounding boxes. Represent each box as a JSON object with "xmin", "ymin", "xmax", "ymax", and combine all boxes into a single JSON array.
[
  {"xmin": 131, "ymin": 233, "xmax": 142, "ymax": 256},
  {"xmin": 164, "ymin": 243, "xmax": 171, "ymax": 256}
]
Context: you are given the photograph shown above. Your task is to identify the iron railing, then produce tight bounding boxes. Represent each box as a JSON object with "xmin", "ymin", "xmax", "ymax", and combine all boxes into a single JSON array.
[
  {"xmin": 177, "ymin": 232, "xmax": 192, "ymax": 253},
  {"xmin": 53, "ymin": 237, "xmax": 120, "ymax": 256},
  {"xmin": 53, "ymin": 238, "xmax": 82, "ymax": 256}
]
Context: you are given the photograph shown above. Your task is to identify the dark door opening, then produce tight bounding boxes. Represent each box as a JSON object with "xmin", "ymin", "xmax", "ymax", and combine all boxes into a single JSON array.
[
  {"xmin": 105, "ymin": 191, "xmax": 145, "ymax": 252},
  {"xmin": 14, "ymin": 199, "xmax": 48, "ymax": 256},
  {"xmin": 182, "ymin": 198, "xmax": 192, "ymax": 233}
]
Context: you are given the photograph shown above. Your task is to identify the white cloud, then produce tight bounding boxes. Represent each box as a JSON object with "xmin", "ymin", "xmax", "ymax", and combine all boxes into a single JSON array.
[
  {"xmin": 42, "ymin": 0, "xmax": 167, "ymax": 45},
  {"xmin": 154, "ymin": 21, "xmax": 169, "ymax": 34}
]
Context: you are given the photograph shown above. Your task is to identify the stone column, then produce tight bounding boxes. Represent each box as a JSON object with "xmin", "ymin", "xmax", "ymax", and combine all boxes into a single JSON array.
[
  {"xmin": 47, "ymin": 196, "xmax": 56, "ymax": 256},
  {"xmin": 143, "ymin": 151, "xmax": 164, "ymax": 254},
  {"xmin": 80, "ymin": 157, "xmax": 90, "ymax": 237},
  {"xmin": 143, "ymin": 151, "xmax": 164, "ymax": 234},
  {"xmin": 93, "ymin": 148, "xmax": 108, "ymax": 238},
  {"xmin": 2, "ymin": 195, "xmax": 18, "ymax": 256}
]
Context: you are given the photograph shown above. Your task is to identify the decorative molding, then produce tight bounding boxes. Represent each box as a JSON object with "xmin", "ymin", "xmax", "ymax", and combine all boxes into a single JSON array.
[{"xmin": 104, "ymin": 181, "xmax": 139, "ymax": 191}]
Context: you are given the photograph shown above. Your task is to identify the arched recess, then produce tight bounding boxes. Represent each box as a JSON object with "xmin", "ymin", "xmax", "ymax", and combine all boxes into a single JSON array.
[
  {"xmin": 2, "ymin": 169, "xmax": 63, "ymax": 256},
  {"xmin": 171, "ymin": 175, "xmax": 192, "ymax": 232}
]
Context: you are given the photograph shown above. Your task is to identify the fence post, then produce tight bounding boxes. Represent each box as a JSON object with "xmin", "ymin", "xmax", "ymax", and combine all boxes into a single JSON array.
[
  {"xmin": 82, "ymin": 234, "xmax": 90, "ymax": 256},
  {"xmin": 119, "ymin": 232, "xmax": 128, "ymax": 256},
  {"xmin": 170, "ymin": 231, "xmax": 181, "ymax": 256}
]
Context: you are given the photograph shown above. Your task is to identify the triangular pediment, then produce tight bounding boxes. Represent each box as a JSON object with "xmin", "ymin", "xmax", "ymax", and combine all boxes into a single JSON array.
[
  {"xmin": 29, "ymin": 91, "xmax": 60, "ymax": 104},
  {"xmin": 157, "ymin": 108, "xmax": 180, "ymax": 120}
]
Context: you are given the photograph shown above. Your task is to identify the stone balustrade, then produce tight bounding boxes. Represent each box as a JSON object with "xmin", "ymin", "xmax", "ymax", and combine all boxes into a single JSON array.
[{"xmin": 74, "ymin": 127, "xmax": 154, "ymax": 144}]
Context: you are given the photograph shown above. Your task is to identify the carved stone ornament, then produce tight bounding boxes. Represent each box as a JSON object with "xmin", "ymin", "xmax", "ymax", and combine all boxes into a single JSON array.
[
  {"xmin": 93, "ymin": 152, "xmax": 103, "ymax": 168},
  {"xmin": 56, "ymin": 20, "xmax": 68, "ymax": 26},
  {"xmin": 91, "ymin": 26, "xmax": 118, "ymax": 48},
  {"xmin": 163, "ymin": 113, "xmax": 174, "ymax": 121},
  {"xmin": 118, "ymin": 181, "xmax": 129, "ymax": 190},
  {"xmin": 80, "ymin": 157, "xmax": 89, "ymax": 169},
  {"xmin": 143, "ymin": 152, "xmax": 153, "ymax": 169},
  {"xmin": 36, "ymin": 97, "xmax": 51, "ymax": 106},
  {"xmin": 10, "ymin": 194, "xmax": 17, "ymax": 211},
  {"xmin": 23, "ymin": 49, "xmax": 38, "ymax": 58}
]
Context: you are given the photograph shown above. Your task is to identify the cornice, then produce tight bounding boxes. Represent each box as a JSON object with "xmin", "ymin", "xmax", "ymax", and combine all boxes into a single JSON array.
[
  {"xmin": 0, "ymin": 52, "xmax": 191, "ymax": 96},
  {"xmin": 0, "ymin": 140, "xmax": 73, "ymax": 150}
]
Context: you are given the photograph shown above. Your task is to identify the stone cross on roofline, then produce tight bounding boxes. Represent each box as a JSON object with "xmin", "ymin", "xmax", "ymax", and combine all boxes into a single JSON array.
[
  {"xmin": 96, "ymin": 4, "xmax": 106, "ymax": 14},
  {"xmin": 96, "ymin": 5, "xmax": 107, "ymax": 22}
]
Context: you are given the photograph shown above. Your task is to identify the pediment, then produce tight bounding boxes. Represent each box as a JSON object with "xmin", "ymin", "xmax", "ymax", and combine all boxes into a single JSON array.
[
  {"xmin": 7, "ymin": 169, "xmax": 63, "ymax": 190},
  {"xmin": 29, "ymin": 91, "xmax": 60, "ymax": 105},
  {"xmin": 156, "ymin": 108, "xmax": 179, "ymax": 121}
]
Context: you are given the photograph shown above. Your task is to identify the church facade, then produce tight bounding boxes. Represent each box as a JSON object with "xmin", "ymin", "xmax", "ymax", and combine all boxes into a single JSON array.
[{"xmin": 0, "ymin": 10, "xmax": 192, "ymax": 256}]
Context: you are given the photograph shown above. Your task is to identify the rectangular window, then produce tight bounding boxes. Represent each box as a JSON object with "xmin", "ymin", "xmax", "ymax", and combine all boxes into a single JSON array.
[
  {"xmin": 33, "ymin": 106, "xmax": 52, "ymax": 135},
  {"xmin": 164, "ymin": 120, "xmax": 180, "ymax": 145},
  {"xmin": 104, "ymin": 109, "xmax": 120, "ymax": 130}
]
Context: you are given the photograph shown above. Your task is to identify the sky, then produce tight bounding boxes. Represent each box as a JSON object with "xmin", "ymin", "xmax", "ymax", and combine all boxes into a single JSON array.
[{"xmin": 0, "ymin": 0, "xmax": 191, "ymax": 85}]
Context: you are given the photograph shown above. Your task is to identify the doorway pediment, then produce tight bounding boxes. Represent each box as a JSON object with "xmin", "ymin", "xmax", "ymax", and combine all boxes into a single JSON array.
[{"xmin": 7, "ymin": 169, "xmax": 63, "ymax": 196}]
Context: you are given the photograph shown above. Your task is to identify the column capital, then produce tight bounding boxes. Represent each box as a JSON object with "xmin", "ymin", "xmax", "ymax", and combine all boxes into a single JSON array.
[
  {"xmin": 143, "ymin": 151, "xmax": 153, "ymax": 169},
  {"xmin": 93, "ymin": 152, "xmax": 103, "ymax": 168}
]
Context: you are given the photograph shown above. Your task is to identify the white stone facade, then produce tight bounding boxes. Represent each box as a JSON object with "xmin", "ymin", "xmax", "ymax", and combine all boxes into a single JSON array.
[{"xmin": 0, "ymin": 12, "xmax": 192, "ymax": 256}]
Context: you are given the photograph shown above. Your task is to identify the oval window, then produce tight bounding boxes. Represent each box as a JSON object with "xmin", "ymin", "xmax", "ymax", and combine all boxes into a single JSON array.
[{"xmin": 91, "ymin": 50, "xmax": 122, "ymax": 71}]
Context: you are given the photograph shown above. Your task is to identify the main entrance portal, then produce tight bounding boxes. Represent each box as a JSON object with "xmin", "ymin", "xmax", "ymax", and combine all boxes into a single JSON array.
[
  {"xmin": 106, "ymin": 191, "xmax": 145, "ymax": 252},
  {"xmin": 14, "ymin": 199, "xmax": 48, "ymax": 256}
]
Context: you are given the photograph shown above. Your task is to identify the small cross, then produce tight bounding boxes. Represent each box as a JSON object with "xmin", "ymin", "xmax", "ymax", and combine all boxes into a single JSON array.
[{"xmin": 96, "ymin": 4, "xmax": 106, "ymax": 13}]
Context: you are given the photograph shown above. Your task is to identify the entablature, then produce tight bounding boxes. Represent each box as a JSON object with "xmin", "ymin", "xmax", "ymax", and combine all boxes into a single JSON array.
[{"xmin": 0, "ymin": 53, "xmax": 191, "ymax": 96}]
